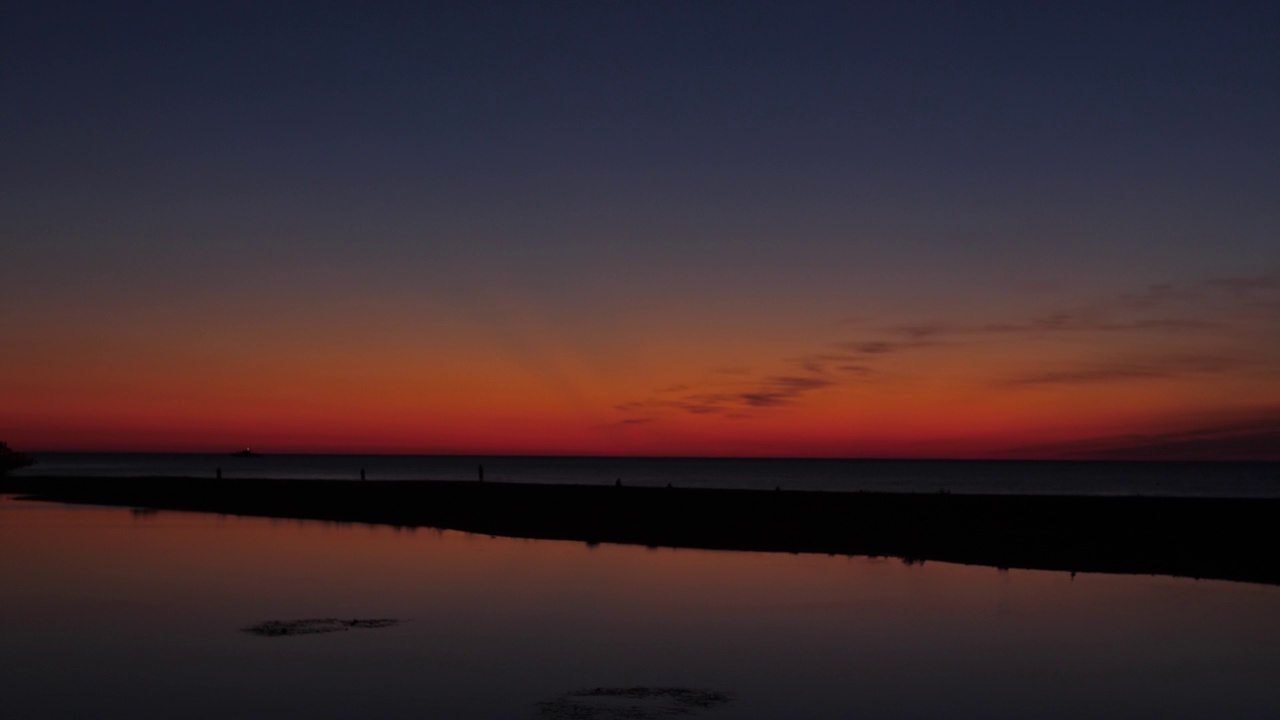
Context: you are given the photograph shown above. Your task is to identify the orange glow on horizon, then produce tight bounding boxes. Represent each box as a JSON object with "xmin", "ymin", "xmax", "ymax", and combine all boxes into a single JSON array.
[{"xmin": 4, "ymin": 271, "xmax": 1278, "ymax": 461}]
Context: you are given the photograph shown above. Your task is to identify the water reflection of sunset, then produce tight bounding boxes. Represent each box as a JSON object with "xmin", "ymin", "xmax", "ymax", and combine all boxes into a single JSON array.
[{"xmin": 3, "ymin": 498, "xmax": 1279, "ymax": 719}]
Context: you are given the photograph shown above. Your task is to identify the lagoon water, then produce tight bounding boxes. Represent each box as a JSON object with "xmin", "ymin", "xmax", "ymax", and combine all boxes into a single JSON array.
[
  {"xmin": 2, "ymin": 494, "xmax": 1279, "ymax": 719},
  {"xmin": 15, "ymin": 453, "xmax": 1280, "ymax": 497}
]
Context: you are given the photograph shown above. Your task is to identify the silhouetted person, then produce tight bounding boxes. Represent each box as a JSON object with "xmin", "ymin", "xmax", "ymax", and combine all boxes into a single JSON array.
[
  {"xmin": 360, "ymin": 468, "xmax": 366, "ymax": 481},
  {"xmin": 216, "ymin": 467, "xmax": 222, "ymax": 479},
  {"xmin": 615, "ymin": 478, "xmax": 621, "ymax": 487},
  {"xmin": 478, "ymin": 464, "xmax": 484, "ymax": 482}
]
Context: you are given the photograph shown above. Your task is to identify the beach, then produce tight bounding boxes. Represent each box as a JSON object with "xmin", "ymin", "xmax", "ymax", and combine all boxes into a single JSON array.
[{"xmin": 5, "ymin": 475, "xmax": 1277, "ymax": 586}]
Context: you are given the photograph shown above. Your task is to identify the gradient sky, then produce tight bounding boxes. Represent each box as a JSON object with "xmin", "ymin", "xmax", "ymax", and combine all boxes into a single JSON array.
[{"xmin": 3, "ymin": 1, "xmax": 1278, "ymax": 459}]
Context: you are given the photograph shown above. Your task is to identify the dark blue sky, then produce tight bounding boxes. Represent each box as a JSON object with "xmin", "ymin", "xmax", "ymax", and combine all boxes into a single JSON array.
[
  {"xmin": 6, "ymin": 2, "xmax": 1278, "ymax": 277},
  {"xmin": 3, "ymin": 1, "xmax": 1279, "ymax": 456}
]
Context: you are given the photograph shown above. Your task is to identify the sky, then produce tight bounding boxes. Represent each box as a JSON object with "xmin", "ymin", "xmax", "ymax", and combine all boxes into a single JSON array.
[{"xmin": 2, "ymin": 1, "xmax": 1278, "ymax": 459}]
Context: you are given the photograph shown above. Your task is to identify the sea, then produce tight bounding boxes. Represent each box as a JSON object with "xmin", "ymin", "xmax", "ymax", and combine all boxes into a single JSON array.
[
  {"xmin": 13, "ymin": 453, "xmax": 1280, "ymax": 497},
  {"xmin": 2, "ymin": 494, "xmax": 1279, "ymax": 719},
  {"xmin": 5, "ymin": 455, "xmax": 1280, "ymax": 718}
]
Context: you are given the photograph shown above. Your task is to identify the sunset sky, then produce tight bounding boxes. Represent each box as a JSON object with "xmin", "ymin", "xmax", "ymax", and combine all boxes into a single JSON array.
[{"xmin": 3, "ymin": 2, "xmax": 1278, "ymax": 459}]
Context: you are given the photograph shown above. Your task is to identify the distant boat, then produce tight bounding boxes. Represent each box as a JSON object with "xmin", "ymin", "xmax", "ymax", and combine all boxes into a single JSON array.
[
  {"xmin": 230, "ymin": 448, "xmax": 261, "ymax": 458},
  {"xmin": 0, "ymin": 442, "xmax": 35, "ymax": 474}
]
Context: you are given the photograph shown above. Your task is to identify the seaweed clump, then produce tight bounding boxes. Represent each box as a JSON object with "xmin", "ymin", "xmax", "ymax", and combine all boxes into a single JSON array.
[
  {"xmin": 242, "ymin": 618, "xmax": 403, "ymax": 637},
  {"xmin": 535, "ymin": 687, "xmax": 731, "ymax": 719}
]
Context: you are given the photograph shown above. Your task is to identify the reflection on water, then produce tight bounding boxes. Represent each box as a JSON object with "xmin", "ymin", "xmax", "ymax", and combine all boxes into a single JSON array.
[{"xmin": 2, "ymin": 494, "xmax": 1278, "ymax": 719}]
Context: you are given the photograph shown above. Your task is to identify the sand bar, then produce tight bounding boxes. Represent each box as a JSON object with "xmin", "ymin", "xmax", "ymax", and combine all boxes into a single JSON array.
[{"xmin": 3, "ymin": 476, "xmax": 1277, "ymax": 585}]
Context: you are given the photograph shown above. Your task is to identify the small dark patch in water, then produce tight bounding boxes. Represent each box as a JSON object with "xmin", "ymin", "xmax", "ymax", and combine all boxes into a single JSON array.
[
  {"xmin": 242, "ymin": 618, "xmax": 404, "ymax": 637},
  {"xmin": 535, "ymin": 687, "xmax": 731, "ymax": 719}
]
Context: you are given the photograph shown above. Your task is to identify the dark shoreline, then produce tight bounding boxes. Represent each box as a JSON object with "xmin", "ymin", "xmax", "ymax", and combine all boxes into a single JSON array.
[{"xmin": 4, "ymin": 475, "xmax": 1278, "ymax": 585}]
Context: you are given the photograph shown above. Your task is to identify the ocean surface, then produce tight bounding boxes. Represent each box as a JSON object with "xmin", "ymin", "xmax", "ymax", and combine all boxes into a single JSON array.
[
  {"xmin": 2, "ymin": 495, "xmax": 1278, "ymax": 720},
  {"xmin": 14, "ymin": 453, "xmax": 1280, "ymax": 497}
]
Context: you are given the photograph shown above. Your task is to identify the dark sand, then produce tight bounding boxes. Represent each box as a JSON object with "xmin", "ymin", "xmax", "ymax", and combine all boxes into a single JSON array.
[
  {"xmin": 3, "ymin": 476, "xmax": 1278, "ymax": 585},
  {"xmin": 536, "ymin": 687, "xmax": 731, "ymax": 720},
  {"xmin": 242, "ymin": 618, "xmax": 404, "ymax": 637}
]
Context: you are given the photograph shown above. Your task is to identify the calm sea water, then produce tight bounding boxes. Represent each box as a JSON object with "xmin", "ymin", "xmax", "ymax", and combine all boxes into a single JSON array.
[
  {"xmin": 2, "ymin": 495, "xmax": 1278, "ymax": 720},
  {"xmin": 14, "ymin": 453, "xmax": 1280, "ymax": 497}
]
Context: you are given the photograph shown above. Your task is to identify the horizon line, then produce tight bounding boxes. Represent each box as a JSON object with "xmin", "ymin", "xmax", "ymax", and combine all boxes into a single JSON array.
[{"xmin": 16, "ymin": 449, "xmax": 1277, "ymax": 464}]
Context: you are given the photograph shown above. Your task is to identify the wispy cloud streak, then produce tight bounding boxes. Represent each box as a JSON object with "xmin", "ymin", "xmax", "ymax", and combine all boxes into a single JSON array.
[
  {"xmin": 613, "ymin": 270, "xmax": 1280, "ymax": 423},
  {"xmin": 1006, "ymin": 407, "xmax": 1280, "ymax": 460},
  {"xmin": 618, "ymin": 375, "xmax": 836, "ymax": 418},
  {"xmin": 1003, "ymin": 355, "xmax": 1235, "ymax": 387}
]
